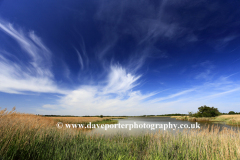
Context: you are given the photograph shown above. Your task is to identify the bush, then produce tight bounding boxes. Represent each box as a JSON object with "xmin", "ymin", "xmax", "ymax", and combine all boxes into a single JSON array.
[
  {"xmin": 192, "ymin": 105, "xmax": 220, "ymax": 117},
  {"xmin": 228, "ymin": 111, "xmax": 235, "ymax": 114}
]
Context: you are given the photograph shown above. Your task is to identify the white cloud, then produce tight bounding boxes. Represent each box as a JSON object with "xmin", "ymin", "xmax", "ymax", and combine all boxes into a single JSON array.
[
  {"xmin": 1, "ymin": 18, "xmax": 239, "ymax": 115},
  {"xmin": 197, "ymin": 87, "xmax": 240, "ymax": 100},
  {"xmin": 0, "ymin": 19, "xmax": 66, "ymax": 94},
  {"xmin": 149, "ymin": 88, "xmax": 196, "ymax": 103},
  {"xmin": 194, "ymin": 61, "xmax": 215, "ymax": 80},
  {"xmin": 39, "ymin": 65, "xmax": 155, "ymax": 115},
  {"xmin": 39, "ymin": 71, "xmax": 240, "ymax": 116},
  {"xmin": 103, "ymin": 65, "xmax": 141, "ymax": 94},
  {"xmin": 75, "ymin": 49, "xmax": 84, "ymax": 70}
]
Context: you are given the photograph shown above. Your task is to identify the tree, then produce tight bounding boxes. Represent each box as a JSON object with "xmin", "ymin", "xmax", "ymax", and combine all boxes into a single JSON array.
[
  {"xmin": 192, "ymin": 105, "xmax": 220, "ymax": 117},
  {"xmin": 228, "ymin": 111, "xmax": 235, "ymax": 114}
]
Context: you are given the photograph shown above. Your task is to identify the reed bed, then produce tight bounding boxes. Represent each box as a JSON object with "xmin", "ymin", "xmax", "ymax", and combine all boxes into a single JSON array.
[
  {"xmin": 146, "ymin": 126, "xmax": 240, "ymax": 160},
  {"xmin": 213, "ymin": 115, "xmax": 240, "ymax": 125},
  {"xmin": 172, "ymin": 116, "xmax": 211, "ymax": 122},
  {"xmin": 172, "ymin": 115, "xmax": 240, "ymax": 125},
  {"xmin": 188, "ymin": 117, "xmax": 211, "ymax": 122},
  {"xmin": 1, "ymin": 108, "xmax": 240, "ymax": 160},
  {"xmin": 48, "ymin": 116, "xmax": 115, "ymax": 124},
  {"xmin": 171, "ymin": 116, "xmax": 189, "ymax": 121}
]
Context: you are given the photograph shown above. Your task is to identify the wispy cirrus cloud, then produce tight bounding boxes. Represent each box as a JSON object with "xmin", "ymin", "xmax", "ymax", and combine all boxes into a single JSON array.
[
  {"xmin": 103, "ymin": 65, "xmax": 141, "ymax": 94},
  {"xmin": 199, "ymin": 87, "xmax": 240, "ymax": 100},
  {"xmin": 94, "ymin": 0, "xmax": 176, "ymax": 71},
  {"xmin": 1, "ymin": 2, "xmax": 240, "ymax": 116},
  {"xmin": 194, "ymin": 60, "xmax": 215, "ymax": 81},
  {"xmin": 0, "ymin": 19, "xmax": 67, "ymax": 94},
  {"xmin": 39, "ymin": 64, "xmax": 240, "ymax": 116},
  {"xmin": 149, "ymin": 88, "xmax": 196, "ymax": 103},
  {"xmin": 41, "ymin": 65, "xmax": 152, "ymax": 115},
  {"xmin": 75, "ymin": 49, "xmax": 84, "ymax": 70}
]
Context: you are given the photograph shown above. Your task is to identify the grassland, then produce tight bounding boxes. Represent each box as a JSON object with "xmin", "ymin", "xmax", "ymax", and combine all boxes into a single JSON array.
[
  {"xmin": 1, "ymin": 108, "xmax": 240, "ymax": 159},
  {"xmin": 48, "ymin": 116, "xmax": 120, "ymax": 125},
  {"xmin": 213, "ymin": 115, "xmax": 240, "ymax": 125},
  {"xmin": 171, "ymin": 115, "xmax": 240, "ymax": 125}
]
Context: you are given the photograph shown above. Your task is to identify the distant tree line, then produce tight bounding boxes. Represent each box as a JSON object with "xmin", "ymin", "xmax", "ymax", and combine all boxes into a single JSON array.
[
  {"xmin": 40, "ymin": 108, "xmax": 239, "ymax": 117},
  {"xmin": 139, "ymin": 114, "xmax": 187, "ymax": 117},
  {"xmin": 227, "ymin": 111, "xmax": 240, "ymax": 114},
  {"xmin": 42, "ymin": 115, "xmax": 128, "ymax": 117},
  {"xmin": 157, "ymin": 114, "xmax": 187, "ymax": 116},
  {"xmin": 42, "ymin": 115, "xmax": 81, "ymax": 117}
]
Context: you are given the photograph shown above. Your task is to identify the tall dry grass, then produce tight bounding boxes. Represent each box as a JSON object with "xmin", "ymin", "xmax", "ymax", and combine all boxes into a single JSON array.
[
  {"xmin": 1, "ymin": 108, "xmax": 240, "ymax": 159},
  {"xmin": 213, "ymin": 115, "xmax": 240, "ymax": 125},
  {"xmin": 146, "ymin": 126, "xmax": 240, "ymax": 159},
  {"xmin": 172, "ymin": 115, "xmax": 240, "ymax": 125},
  {"xmin": 0, "ymin": 107, "xmax": 116, "ymax": 157},
  {"xmin": 171, "ymin": 116, "xmax": 189, "ymax": 121},
  {"xmin": 172, "ymin": 116, "xmax": 211, "ymax": 122},
  {"xmin": 188, "ymin": 117, "xmax": 211, "ymax": 122},
  {"xmin": 48, "ymin": 116, "xmax": 115, "ymax": 124},
  {"xmin": 0, "ymin": 107, "xmax": 62, "ymax": 155}
]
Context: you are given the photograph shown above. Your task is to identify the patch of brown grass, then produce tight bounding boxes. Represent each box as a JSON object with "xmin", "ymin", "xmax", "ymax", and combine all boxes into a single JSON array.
[
  {"xmin": 147, "ymin": 125, "xmax": 240, "ymax": 159},
  {"xmin": 0, "ymin": 107, "xmax": 59, "ymax": 154},
  {"xmin": 172, "ymin": 115, "xmax": 240, "ymax": 125},
  {"xmin": 213, "ymin": 115, "xmax": 240, "ymax": 125},
  {"xmin": 0, "ymin": 107, "xmax": 55, "ymax": 131},
  {"xmin": 1, "ymin": 108, "xmax": 240, "ymax": 159},
  {"xmin": 0, "ymin": 107, "xmax": 118, "ymax": 143},
  {"xmin": 171, "ymin": 116, "xmax": 189, "ymax": 121},
  {"xmin": 188, "ymin": 117, "xmax": 211, "ymax": 122},
  {"xmin": 48, "ymin": 116, "xmax": 123, "ymax": 124},
  {"xmin": 0, "ymin": 107, "xmax": 120, "ymax": 154}
]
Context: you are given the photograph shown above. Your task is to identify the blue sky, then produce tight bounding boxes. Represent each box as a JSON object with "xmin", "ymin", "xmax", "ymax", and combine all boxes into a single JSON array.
[{"xmin": 0, "ymin": 0, "xmax": 240, "ymax": 116}]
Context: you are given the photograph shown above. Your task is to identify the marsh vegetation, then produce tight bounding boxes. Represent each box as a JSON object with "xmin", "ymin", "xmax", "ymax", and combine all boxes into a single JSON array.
[{"xmin": 0, "ymin": 108, "xmax": 240, "ymax": 160}]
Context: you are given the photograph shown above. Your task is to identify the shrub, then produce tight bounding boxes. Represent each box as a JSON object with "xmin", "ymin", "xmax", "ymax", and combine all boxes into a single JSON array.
[
  {"xmin": 229, "ymin": 111, "xmax": 236, "ymax": 114},
  {"xmin": 192, "ymin": 105, "xmax": 220, "ymax": 117}
]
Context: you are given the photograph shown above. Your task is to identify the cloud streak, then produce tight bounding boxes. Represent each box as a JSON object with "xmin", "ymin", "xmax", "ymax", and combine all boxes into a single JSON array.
[
  {"xmin": 103, "ymin": 65, "xmax": 141, "ymax": 94},
  {"xmin": 149, "ymin": 88, "xmax": 196, "ymax": 103},
  {"xmin": 0, "ymin": 19, "xmax": 66, "ymax": 94},
  {"xmin": 75, "ymin": 49, "xmax": 84, "ymax": 70},
  {"xmin": 41, "ymin": 65, "xmax": 150, "ymax": 115},
  {"xmin": 40, "ymin": 66, "xmax": 240, "ymax": 116},
  {"xmin": 1, "ymin": 0, "xmax": 240, "ymax": 116}
]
